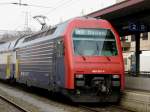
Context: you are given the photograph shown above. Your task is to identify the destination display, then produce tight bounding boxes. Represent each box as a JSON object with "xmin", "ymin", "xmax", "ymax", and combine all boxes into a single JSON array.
[{"xmin": 74, "ymin": 29, "xmax": 107, "ymax": 37}]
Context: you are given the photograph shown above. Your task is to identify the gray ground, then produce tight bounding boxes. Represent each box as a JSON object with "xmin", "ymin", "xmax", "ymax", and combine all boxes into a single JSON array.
[{"xmin": 0, "ymin": 82, "xmax": 131, "ymax": 112}]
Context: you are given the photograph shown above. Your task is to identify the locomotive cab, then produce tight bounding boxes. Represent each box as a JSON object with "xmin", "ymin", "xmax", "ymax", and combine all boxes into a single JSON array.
[{"xmin": 63, "ymin": 18, "xmax": 124, "ymax": 103}]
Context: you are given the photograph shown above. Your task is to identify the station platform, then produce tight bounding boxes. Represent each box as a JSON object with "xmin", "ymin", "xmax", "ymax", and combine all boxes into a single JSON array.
[
  {"xmin": 121, "ymin": 76, "xmax": 150, "ymax": 112},
  {"xmin": 121, "ymin": 89, "xmax": 150, "ymax": 112}
]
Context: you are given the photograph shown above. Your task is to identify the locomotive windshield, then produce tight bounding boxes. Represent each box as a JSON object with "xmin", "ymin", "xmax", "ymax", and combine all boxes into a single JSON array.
[{"xmin": 72, "ymin": 28, "xmax": 118, "ymax": 56}]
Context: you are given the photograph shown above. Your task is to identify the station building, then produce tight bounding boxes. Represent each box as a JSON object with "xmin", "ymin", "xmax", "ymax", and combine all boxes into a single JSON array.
[
  {"xmin": 116, "ymin": 0, "xmax": 150, "ymax": 73},
  {"xmin": 122, "ymin": 31, "xmax": 150, "ymax": 72}
]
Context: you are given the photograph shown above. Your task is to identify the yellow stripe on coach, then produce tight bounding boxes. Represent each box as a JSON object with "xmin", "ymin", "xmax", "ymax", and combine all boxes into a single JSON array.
[
  {"xmin": 6, "ymin": 55, "xmax": 11, "ymax": 79},
  {"xmin": 15, "ymin": 59, "xmax": 20, "ymax": 79}
]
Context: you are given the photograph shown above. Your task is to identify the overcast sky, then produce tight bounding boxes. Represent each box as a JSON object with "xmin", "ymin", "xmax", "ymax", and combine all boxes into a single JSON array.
[{"xmin": 0, "ymin": 0, "xmax": 116, "ymax": 31}]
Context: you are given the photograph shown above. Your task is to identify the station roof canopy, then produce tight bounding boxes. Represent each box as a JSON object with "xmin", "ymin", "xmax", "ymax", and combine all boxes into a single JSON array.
[{"xmin": 87, "ymin": 0, "xmax": 150, "ymax": 36}]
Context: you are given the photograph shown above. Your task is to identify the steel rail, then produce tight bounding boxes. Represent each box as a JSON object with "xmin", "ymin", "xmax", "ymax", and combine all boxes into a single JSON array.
[
  {"xmin": 79, "ymin": 105, "xmax": 100, "ymax": 112},
  {"xmin": 0, "ymin": 94, "xmax": 31, "ymax": 112},
  {"xmin": 79, "ymin": 105, "xmax": 133, "ymax": 112},
  {"xmin": 110, "ymin": 105, "xmax": 134, "ymax": 112}
]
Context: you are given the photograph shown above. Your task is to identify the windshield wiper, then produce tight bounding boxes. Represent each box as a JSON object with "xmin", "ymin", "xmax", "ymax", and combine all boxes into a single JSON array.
[
  {"xmin": 104, "ymin": 55, "xmax": 111, "ymax": 61},
  {"xmin": 81, "ymin": 55, "xmax": 86, "ymax": 61},
  {"xmin": 77, "ymin": 51, "xmax": 86, "ymax": 61}
]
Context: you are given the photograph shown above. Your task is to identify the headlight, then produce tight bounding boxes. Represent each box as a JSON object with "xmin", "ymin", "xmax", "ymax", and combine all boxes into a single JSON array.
[
  {"xmin": 76, "ymin": 80, "xmax": 85, "ymax": 87},
  {"xmin": 75, "ymin": 74, "xmax": 83, "ymax": 79},
  {"xmin": 112, "ymin": 75, "xmax": 119, "ymax": 79}
]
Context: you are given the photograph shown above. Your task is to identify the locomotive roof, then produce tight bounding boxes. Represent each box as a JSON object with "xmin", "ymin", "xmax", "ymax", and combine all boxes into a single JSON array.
[
  {"xmin": 0, "ymin": 17, "xmax": 100, "ymax": 52},
  {"xmin": 15, "ymin": 20, "xmax": 69, "ymax": 48}
]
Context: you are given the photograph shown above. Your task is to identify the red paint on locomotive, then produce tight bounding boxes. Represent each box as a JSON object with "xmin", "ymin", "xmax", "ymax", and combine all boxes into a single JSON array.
[{"xmin": 62, "ymin": 18, "xmax": 124, "ymax": 90}]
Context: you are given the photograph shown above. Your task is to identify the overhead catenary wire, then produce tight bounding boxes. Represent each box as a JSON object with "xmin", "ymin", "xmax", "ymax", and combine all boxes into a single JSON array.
[
  {"xmin": 0, "ymin": 0, "xmax": 79, "ymax": 31},
  {"xmin": 22, "ymin": 0, "xmax": 75, "ymax": 9},
  {"xmin": 44, "ymin": 0, "xmax": 75, "ymax": 15},
  {"xmin": 27, "ymin": 4, "xmax": 53, "ymax": 8},
  {"xmin": 11, "ymin": 2, "xmax": 53, "ymax": 8},
  {"xmin": 0, "ymin": 2, "xmax": 12, "ymax": 5},
  {"xmin": 0, "ymin": 0, "xmax": 76, "ymax": 11},
  {"xmin": 0, "ymin": 2, "xmax": 52, "ymax": 8}
]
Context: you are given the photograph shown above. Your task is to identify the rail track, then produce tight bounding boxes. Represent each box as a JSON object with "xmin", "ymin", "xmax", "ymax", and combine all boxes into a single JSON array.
[
  {"xmin": 0, "ymin": 81, "xmax": 133, "ymax": 112},
  {"xmin": 0, "ymin": 94, "xmax": 31, "ymax": 112},
  {"xmin": 79, "ymin": 105, "xmax": 100, "ymax": 112},
  {"xmin": 79, "ymin": 105, "xmax": 133, "ymax": 112}
]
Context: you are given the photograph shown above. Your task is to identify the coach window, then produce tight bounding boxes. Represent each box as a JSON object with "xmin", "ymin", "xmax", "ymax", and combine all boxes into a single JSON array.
[{"xmin": 56, "ymin": 40, "xmax": 64, "ymax": 57}]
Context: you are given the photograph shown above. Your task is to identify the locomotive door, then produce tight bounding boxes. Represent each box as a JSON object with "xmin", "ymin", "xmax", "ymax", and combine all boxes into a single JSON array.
[{"xmin": 54, "ymin": 39, "xmax": 65, "ymax": 88}]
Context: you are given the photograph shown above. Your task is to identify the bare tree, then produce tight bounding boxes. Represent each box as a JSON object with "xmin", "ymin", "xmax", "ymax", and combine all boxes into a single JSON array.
[{"xmin": 0, "ymin": 29, "xmax": 34, "ymax": 42}]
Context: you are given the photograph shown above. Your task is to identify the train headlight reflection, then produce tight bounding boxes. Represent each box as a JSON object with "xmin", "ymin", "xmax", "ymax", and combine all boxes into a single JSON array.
[
  {"xmin": 75, "ymin": 74, "xmax": 83, "ymax": 79},
  {"xmin": 112, "ymin": 75, "xmax": 119, "ymax": 79}
]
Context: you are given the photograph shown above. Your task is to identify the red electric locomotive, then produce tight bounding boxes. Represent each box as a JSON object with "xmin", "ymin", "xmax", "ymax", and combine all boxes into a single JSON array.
[
  {"xmin": 0, "ymin": 17, "xmax": 124, "ymax": 103},
  {"xmin": 63, "ymin": 17, "xmax": 124, "ymax": 102}
]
